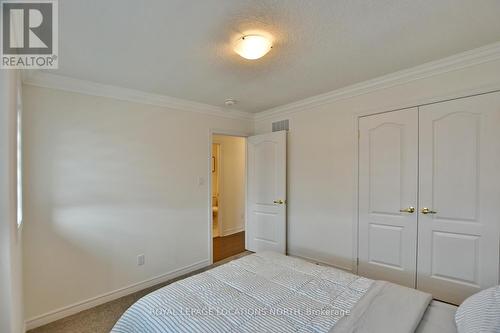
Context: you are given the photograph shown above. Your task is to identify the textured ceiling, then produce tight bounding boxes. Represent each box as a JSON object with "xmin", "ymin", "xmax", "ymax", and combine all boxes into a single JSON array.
[{"xmin": 50, "ymin": 0, "xmax": 500, "ymax": 113}]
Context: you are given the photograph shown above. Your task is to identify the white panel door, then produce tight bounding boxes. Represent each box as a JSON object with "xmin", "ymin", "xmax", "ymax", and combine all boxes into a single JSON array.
[
  {"xmin": 358, "ymin": 108, "xmax": 418, "ymax": 288},
  {"xmin": 247, "ymin": 131, "xmax": 287, "ymax": 253},
  {"xmin": 418, "ymin": 92, "xmax": 500, "ymax": 304}
]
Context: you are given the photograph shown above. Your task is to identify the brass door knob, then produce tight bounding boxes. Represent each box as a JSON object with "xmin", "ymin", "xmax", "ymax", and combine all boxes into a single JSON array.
[
  {"xmin": 399, "ymin": 207, "xmax": 416, "ymax": 213},
  {"xmin": 273, "ymin": 199, "xmax": 285, "ymax": 204},
  {"xmin": 421, "ymin": 207, "xmax": 437, "ymax": 215}
]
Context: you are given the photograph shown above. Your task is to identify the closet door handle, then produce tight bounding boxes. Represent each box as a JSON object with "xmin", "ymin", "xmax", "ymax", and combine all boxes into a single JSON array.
[
  {"xmin": 399, "ymin": 207, "xmax": 415, "ymax": 213},
  {"xmin": 421, "ymin": 207, "xmax": 437, "ymax": 215}
]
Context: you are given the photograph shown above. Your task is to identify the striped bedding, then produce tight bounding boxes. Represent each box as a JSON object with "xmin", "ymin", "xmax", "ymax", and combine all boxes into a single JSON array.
[
  {"xmin": 112, "ymin": 252, "xmax": 373, "ymax": 333},
  {"xmin": 455, "ymin": 285, "xmax": 500, "ymax": 333}
]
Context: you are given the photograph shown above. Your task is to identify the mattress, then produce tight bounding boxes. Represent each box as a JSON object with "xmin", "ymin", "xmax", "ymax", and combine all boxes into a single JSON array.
[
  {"xmin": 416, "ymin": 300, "xmax": 458, "ymax": 333},
  {"xmin": 112, "ymin": 252, "xmax": 374, "ymax": 333},
  {"xmin": 112, "ymin": 252, "xmax": 451, "ymax": 333}
]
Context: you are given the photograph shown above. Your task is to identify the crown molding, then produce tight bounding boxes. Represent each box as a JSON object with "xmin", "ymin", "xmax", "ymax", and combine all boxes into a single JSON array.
[
  {"xmin": 255, "ymin": 41, "xmax": 500, "ymax": 121},
  {"xmin": 21, "ymin": 41, "xmax": 500, "ymax": 123},
  {"xmin": 22, "ymin": 71, "xmax": 254, "ymax": 121}
]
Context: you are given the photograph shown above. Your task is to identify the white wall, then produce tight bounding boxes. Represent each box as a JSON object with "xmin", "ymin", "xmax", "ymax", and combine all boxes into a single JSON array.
[
  {"xmin": 212, "ymin": 135, "xmax": 246, "ymax": 236},
  {"xmin": 22, "ymin": 85, "xmax": 252, "ymax": 323},
  {"xmin": 255, "ymin": 59, "xmax": 500, "ymax": 271},
  {"xmin": 0, "ymin": 70, "xmax": 24, "ymax": 333}
]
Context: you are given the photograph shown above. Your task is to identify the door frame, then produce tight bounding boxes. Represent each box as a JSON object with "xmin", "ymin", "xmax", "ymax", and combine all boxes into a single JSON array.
[
  {"xmin": 211, "ymin": 143, "xmax": 222, "ymax": 237},
  {"xmin": 208, "ymin": 129, "xmax": 250, "ymax": 265},
  {"xmin": 352, "ymin": 88, "xmax": 500, "ymax": 274}
]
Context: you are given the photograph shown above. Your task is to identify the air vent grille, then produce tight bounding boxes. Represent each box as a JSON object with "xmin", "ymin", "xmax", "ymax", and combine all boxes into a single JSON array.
[{"xmin": 272, "ymin": 119, "xmax": 289, "ymax": 132}]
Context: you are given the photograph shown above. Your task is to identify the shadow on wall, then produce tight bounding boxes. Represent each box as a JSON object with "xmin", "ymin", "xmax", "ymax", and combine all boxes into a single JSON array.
[{"xmin": 289, "ymin": 246, "xmax": 354, "ymax": 272}]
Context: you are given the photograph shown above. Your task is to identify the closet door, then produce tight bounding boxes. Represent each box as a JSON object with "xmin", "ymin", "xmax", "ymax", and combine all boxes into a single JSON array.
[
  {"xmin": 358, "ymin": 108, "xmax": 418, "ymax": 288},
  {"xmin": 418, "ymin": 92, "xmax": 500, "ymax": 304}
]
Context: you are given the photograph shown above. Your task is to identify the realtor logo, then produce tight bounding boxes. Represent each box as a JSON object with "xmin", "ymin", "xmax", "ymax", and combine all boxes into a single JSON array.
[{"xmin": 1, "ymin": 0, "xmax": 58, "ymax": 69}]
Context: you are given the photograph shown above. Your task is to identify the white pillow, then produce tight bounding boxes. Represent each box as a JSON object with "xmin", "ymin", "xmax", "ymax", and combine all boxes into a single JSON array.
[{"xmin": 455, "ymin": 285, "xmax": 500, "ymax": 333}]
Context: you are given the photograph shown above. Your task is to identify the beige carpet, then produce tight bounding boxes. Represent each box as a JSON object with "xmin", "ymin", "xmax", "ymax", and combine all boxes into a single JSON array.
[{"xmin": 28, "ymin": 251, "xmax": 252, "ymax": 333}]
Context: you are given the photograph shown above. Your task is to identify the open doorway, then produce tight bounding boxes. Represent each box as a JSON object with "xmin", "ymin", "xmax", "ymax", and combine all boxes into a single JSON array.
[{"xmin": 211, "ymin": 134, "xmax": 246, "ymax": 263}]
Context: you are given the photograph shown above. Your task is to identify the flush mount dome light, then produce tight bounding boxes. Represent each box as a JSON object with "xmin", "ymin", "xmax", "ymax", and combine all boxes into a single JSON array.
[{"xmin": 234, "ymin": 35, "xmax": 272, "ymax": 60}]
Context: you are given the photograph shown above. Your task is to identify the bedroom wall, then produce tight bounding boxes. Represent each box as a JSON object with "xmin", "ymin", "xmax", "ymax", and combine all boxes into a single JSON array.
[
  {"xmin": 22, "ymin": 85, "xmax": 252, "ymax": 324},
  {"xmin": 254, "ymin": 58, "xmax": 500, "ymax": 271},
  {"xmin": 0, "ymin": 71, "xmax": 24, "ymax": 333},
  {"xmin": 212, "ymin": 135, "xmax": 246, "ymax": 236}
]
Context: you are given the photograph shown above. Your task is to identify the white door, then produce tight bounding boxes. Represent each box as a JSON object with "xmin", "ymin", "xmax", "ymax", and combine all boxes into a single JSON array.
[
  {"xmin": 247, "ymin": 131, "xmax": 287, "ymax": 253},
  {"xmin": 417, "ymin": 92, "xmax": 500, "ymax": 304},
  {"xmin": 358, "ymin": 108, "xmax": 418, "ymax": 288}
]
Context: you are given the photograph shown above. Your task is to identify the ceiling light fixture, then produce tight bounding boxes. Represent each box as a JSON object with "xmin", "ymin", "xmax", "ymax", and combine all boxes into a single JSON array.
[{"xmin": 234, "ymin": 35, "xmax": 272, "ymax": 60}]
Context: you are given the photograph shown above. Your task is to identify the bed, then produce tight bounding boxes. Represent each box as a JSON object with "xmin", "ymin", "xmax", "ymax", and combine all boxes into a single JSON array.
[{"xmin": 112, "ymin": 252, "xmax": 457, "ymax": 333}]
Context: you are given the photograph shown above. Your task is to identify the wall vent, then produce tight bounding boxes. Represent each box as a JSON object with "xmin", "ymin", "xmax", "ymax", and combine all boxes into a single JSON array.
[{"xmin": 272, "ymin": 119, "xmax": 289, "ymax": 132}]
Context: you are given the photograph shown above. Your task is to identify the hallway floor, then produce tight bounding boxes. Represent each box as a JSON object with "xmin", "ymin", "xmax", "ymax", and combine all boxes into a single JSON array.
[{"xmin": 213, "ymin": 231, "xmax": 246, "ymax": 262}]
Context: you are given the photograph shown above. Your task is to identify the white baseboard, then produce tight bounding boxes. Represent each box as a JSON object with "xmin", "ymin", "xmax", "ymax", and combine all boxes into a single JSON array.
[
  {"xmin": 25, "ymin": 259, "xmax": 210, "ymax": 331},
  {"xmin": 221, "ymin": 226, "xmax": 244, "ymax": 237}
]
